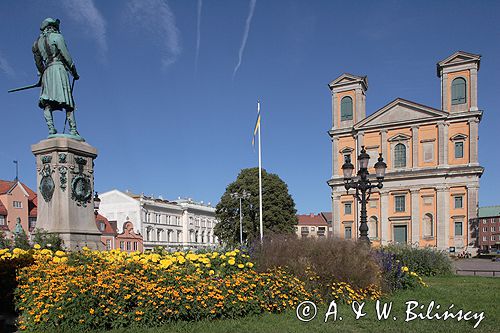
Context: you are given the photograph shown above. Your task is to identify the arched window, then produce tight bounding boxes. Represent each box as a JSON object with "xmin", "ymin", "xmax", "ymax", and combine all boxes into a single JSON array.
[
  {"xmin": 394, "ymin": 143, "xmax": 406, "ymax": 168},
  {"xmin": 423, "ymin": 213, "xmax": 434, "ymax": 237},
  {"xmin": 451, "ymin": 77, "xmax": 466, "ymax": 105},
  {"xmin": 368, "ymin": 216, "xmax": 378, "ymax": 239},
  {"xmin": 340, "ymin": 96, "xmax": 353, "ymax": 121}
]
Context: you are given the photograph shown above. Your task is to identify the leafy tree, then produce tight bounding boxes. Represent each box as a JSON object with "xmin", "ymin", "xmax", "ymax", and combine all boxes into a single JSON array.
[{"xmin": 215, "ymin": 168, "xmax": 298, "ymax": 246}]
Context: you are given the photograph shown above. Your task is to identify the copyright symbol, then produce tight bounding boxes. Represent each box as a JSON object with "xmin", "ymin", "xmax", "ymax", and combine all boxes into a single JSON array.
[{"xmin": 296, "ymin": 301, "xmax": 317, "ymax": 322}]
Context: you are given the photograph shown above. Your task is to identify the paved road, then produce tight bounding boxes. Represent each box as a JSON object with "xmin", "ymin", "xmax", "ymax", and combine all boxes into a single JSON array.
[{"xmin": 454, "ymin": 258, "xmax": 500, "ymax": 277}]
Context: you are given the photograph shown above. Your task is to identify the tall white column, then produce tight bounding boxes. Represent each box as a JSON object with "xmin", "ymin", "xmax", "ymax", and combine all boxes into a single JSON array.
[
  {"xmin": 381, "ymin": 130, "xmax": 388, "ymax": 169},
  {"xmin": 410, "ymin": 189, "xmax": 420, "ymax": 245},
  {"xmin": 411, "ymin": 126, "xmax": 419, "ymax": 169},
  {"xmin": 380, "ymin": 190, "xmax": 389, "ymax": 245},
  {"xmin": 470, "ymin": 68, "xmax": 478, "ymax": 111},
  {"xmin": 436, "ymin": 187, "xmax": 450, "ymax": 250},
  {"xmin": 468, "ymin": 119, "xmax": 479, "ymax": 166},
  {"xmin": 332, "ymin": 137, "xmax": 339, "ymax": 177},
  {"xmin": 332, "ymin": 194, "xmax": 341, "ymax": 238}
]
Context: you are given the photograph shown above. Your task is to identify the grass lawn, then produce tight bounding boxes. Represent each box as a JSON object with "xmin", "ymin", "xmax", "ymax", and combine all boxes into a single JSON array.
[{"xmin": 100, "ymin": 276, "xmax": 499, "ymax": 333}]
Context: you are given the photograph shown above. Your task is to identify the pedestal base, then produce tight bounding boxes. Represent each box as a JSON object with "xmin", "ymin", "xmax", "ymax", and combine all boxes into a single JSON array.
[{"xmin": 32, "ymin": 137, "xmax": 103, "ymax": 250}]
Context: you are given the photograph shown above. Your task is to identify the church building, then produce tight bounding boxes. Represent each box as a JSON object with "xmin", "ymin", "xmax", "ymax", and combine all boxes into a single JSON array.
[{"xmin": 327, "ymin": 51, "xmax": 483, "ymax": 251}]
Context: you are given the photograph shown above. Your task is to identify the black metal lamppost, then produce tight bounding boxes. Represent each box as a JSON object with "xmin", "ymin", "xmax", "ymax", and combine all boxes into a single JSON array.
[{"xmin": 341, "ymin": 146, "xmax": 387, "ymax": 244}]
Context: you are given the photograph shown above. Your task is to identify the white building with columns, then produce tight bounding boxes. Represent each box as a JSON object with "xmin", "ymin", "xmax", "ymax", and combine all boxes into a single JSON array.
[
  {"xmin": 98, "ymin": 189, "xmax": 218, "ymax": 250},
  {"xmin": 327, "ymin": 51, "xmax": 483, "ymax": 252}
]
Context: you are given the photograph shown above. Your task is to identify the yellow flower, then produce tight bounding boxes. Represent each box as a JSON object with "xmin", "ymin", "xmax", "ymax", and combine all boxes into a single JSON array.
[
  {"xmin": 209, "ymin": 270, "xmax": 215, "ymax": 275},
  {"xmin": 246, "ymin": 262, "xmax": 254, "ymax": 268},
  {"xmin": 89, "ymin": 308, "xmax": 95, "ymax": 315},
  {"xmin": 402, "ymin": 266, "xmax": 409, "ymax": 272},
  {"xmin": 160, "ymin": 259, "xmax": 173, "ymax": 268},
  {"xmin": 228, "ymin": 259, "xmax": 236, "ymax": 266},
  {"xmin": 237, "ymin": 264, "xmax": 244, "ymax": 269},
  {"xmin": 55, "ymin": 250, "xmax": 66, "ymax": 257},
  {"xmin": 34, "ymin": 244, "xmax": 41, "ymax": 250}
]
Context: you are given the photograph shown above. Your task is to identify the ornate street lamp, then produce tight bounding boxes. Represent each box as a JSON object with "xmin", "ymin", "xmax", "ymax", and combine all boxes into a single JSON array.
[
  {"xmin": 230, "ymin": 190, "xmax": 251, "ymax": 245},
  {"xmin": 93, "ymin": 192, "xmax": 101, "ymax": 216},
  {"xmin": 342, "ymin": 146, "xmax": 387, "ymax": 244}
]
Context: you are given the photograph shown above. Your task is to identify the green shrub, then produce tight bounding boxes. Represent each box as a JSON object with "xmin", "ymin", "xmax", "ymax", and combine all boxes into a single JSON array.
[
  {"xmin": 31, "ymin": 228, "xmax": 64, "ymax": 251},
  {"xmin": 380, "ymin": 244, "xmax": 452, "ymax": 276},
  {"xmin": 250, "ymin": 234, "xmax": 382, "ymax": 298}
]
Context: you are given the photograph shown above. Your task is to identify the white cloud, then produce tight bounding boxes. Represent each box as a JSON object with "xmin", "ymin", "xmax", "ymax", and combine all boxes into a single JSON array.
[
  {"xmin": 195, "ymin": 0, "xmax": 203, "ymax": 73},
  {"xmin": 62, "ymin": 0, "xmax": 108, "ymax": 57},
  {"xmin": 233, "ymin": 0, "xmax": 256, "ymax": 78},
  {"xmin": 127, "ymin": 0, "xmax": 181, "ymax": 68},
  {"xmin": 0, "ymin": 51, "xmax": 15, "ymax": 77}
]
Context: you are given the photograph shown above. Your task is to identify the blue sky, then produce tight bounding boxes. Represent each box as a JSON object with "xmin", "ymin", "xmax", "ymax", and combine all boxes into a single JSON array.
[{"xmin": 0, "ymin": 0, "xmax": 499, "ymax": 214}]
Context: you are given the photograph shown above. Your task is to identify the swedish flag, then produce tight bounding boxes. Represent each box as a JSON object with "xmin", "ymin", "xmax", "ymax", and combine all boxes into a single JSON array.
[{"xmin": 252, "ymin": 101, "xmax": 260, "ymax": 147}]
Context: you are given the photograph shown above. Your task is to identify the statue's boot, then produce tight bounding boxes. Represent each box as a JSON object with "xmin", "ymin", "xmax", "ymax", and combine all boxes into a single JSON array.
[
  {"xmin": 44, "ymin": 108, "xmax": 57, "ymax": 135},
  {"xmin": 66, "ymin": 111, "xmax": 80, "ymax": 136}
]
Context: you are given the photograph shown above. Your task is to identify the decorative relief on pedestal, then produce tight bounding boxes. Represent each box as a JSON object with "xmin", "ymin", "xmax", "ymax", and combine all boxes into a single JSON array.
[
  {"xmin": 58, "ymin": 153, "xmax": 67, "ymax": 163},
  {"xmin": 41, "ymin": 155, "xmax": 52, "ymax": 164},
  {"xmin": 70, "ymin": 155, "xmax": 92, "ymax": 207},
  {"xmin": 39, "ymin": 164, "xmax": 55, "ymax": 202},
  {"xmin": 59, "ymin": 166, "xmax": 68, "ymax": 191}
]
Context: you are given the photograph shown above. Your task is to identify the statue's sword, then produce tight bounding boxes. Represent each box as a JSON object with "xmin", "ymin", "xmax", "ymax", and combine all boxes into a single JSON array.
[{"xmin": 7, "ymin": 78, "xmax": 41, "ymax": 93}]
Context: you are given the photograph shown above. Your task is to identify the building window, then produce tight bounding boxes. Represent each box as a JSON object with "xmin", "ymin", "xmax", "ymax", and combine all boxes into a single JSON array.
[
  {"xmin": 167, "ymin": 230, "xmax": 172, "ymax": 242},
  {"xmin": 492, "ymin": 235, "xmax": 496, "ymax": 241},
  {"xmin": 344, "ymin": 226, "xmax": 352, "ymax": 239},
  {"xmin": 133, "ymin": 242, "xmax": 138, "ymax": 251},
  {"xmin": 146, "ymin": 228, "xmax": 151, "ymax": 241},
  {"xmin": 0, "ymin": 215, "xmax": 6, "ymax": 225},
  {"xmin": 99, "ymin": 221, "xmax": 106, "ymax": 232},
  {"xmin": 126, "ymin": 241, "xmax": 131, "ymax": 251},
  {"xmin": 482, "ymin": 236, "xmax": 486, "ymax": 241},
  {"xmin": 492, "ymin": 226, "xmax": 496, "ymax": 232},
  {"xmin": 482, "ymin": 220, "xmax": 486, "ymax": 224},
  {"xmin": 368, "ymin": 216, "xmax": 378, "ymax": 238},
  {"xmin": 451, "ymin": 77, "xmax": 466, "ymax": 105},
  {"xmin": 344, "ymin": 202, "xmax": 352, "ymax": 215},
  {"xmin": 317, "ymin": 227, "xmax": 326, "ymax": 237},
  {"xmin": 157, "ymin": 229, "xmax": 163, "ymax": 241},
  {"xmin": 394, "ymin": 195, "xmax": 406, "ymax": 212},
  {"xmin": 29, "ymin": 217, "xmax": 37, "ymax": 230},
  {"xmin": 13, "ymin": 201, "xmax": 22, "ymax": 208},
  {"xmin": 423, "ymin": 213, "xmax": 433, "ymax": 237},
  {"xmin": 301, "ymin": 227, "xmax": 309, "ymax": 235},
  {"xmin": 106, "ymin": 239, "xmax": 111, "ymax": 250},
  {"xmin": 454, "ymin": 222, "xmax": 463, "ymax": 236},
  {"xmin": 177, "ymin": 231, "xmax": 182, "ymax": 242},
  {"xmin": 340, "ymin": 96, "xmax": 353, "ymax": 121},
  {"xmin": 483, "ymin": 227, "xmax": 487, "ymax": 232},
  {"xmin": 120, "ymin": 241, "xmax": 124, "ymax": 250},
  {"xmin": 454, "ymin": 196, "xmax": 463, "ymax": 209},
  {"xmin": 454, "ymin": 142, "xmax": 464, "ymax": 159},
  {"xmin": 394, "ymin": 143, "xmax": 406, "ymax": 168}
]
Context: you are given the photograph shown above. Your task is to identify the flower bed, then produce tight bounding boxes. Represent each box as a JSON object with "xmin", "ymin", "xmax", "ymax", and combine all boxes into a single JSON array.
[{"xmin": 12, "ymin": 248, "xmax": 319, "ymax": 331}]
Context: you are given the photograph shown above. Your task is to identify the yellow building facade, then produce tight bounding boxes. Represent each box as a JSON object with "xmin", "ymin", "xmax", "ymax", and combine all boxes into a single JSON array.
[{"xmin": 327, "ymin": 51, "xmax": 483, "ymax": 251}]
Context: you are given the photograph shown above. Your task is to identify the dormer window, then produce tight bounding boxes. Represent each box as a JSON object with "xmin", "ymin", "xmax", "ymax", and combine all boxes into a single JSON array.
[
  {"xmin": 340, "ymin": 96, "xmax": 353, "ymax": 121},
  {"xmin": 451, "ymin": 77, "xmax": 466, "ymax": 105}
]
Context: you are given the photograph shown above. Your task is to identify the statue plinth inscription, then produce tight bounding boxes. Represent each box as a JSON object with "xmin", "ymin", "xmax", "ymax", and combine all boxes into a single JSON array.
[{"xmin": 32, "ymin": 137, "xmax": 102, "ymax": 250}]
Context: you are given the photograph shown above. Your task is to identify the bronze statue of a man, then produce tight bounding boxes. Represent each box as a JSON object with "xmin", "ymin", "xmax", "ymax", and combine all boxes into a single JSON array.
[{"xmin": 32, "ymin": 18, "xmax": 80, "ymax": 136}]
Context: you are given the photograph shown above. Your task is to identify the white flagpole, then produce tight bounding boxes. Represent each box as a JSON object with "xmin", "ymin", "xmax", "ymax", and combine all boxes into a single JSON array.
[{"xmin": 257, "ymin": 100, "xmax": 263, "ymax": 244}]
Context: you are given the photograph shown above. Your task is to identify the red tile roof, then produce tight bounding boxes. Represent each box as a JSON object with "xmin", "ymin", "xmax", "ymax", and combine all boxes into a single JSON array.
[
  {"xmin": 297, "ymin": 213, "xmax": 329, "ymax": 226},
  {"xmin": 0, "ymin": 180, "xmax": 16, "ymax": 194},
  {"xmin": 95, "ymin": 214, "xmax": 117, "ymax": 235},
  {"xmin": 0, "ymin": 199, "xmax": 7, "ymax": 215}
]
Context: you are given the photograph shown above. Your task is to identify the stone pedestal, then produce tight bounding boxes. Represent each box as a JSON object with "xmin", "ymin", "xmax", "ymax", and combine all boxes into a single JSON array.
[{"xmin": 32, "ymin": 137, "xmax": 102, "ymax": 250}]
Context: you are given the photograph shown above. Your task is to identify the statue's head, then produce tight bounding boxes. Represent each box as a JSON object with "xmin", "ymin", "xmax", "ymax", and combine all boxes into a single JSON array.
[{"xmin": 40, "ymin": 18, "xmax": 60, "ymax": 31}]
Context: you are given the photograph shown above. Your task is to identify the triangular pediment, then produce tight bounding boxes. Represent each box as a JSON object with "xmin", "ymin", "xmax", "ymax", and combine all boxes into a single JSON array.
[
  {"xmin": 438, "ymin": 51, "xmax": 481, "ymax": 67},
  {"xmin": 329, "ymin": 73, "xmax": 368, "ymax": 90},
  {"xmin": 354, "ymin": 98, "xmax": 448, "ymax": 129},
  {"xmin": 450, "ymin": 133, "xmax": 468, "ymax": 141},
  {"xmin": 388, "ymin": 133, "xmax": 411, "ymax": 142}
]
